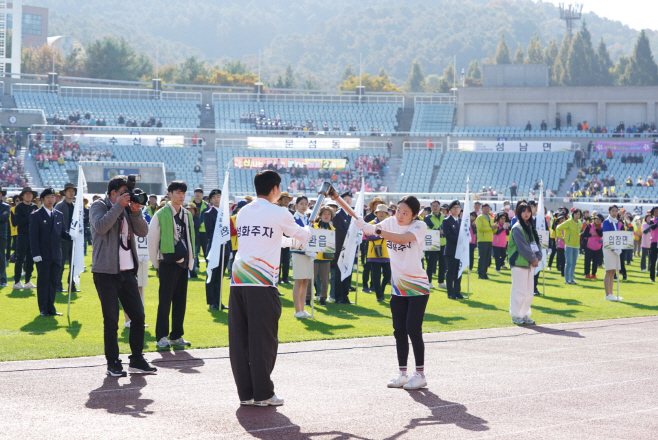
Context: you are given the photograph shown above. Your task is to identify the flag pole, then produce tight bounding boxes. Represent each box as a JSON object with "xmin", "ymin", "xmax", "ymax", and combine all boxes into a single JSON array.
[
  {"xmin": 466, "ymin": 175, "xmax": 470, "ymax": 299},
  {"xmin": 67, "ymin": 244, "xmax": 74, "ymax": 317},
  {"xmin": 355, "ymin": 246, "xmax": 360, "ymax": 306},
  {"xmin": 218, "ymin": 244, "xmax": 225, "ymax": 309},
  {"xmin": 541, "ymin": 180, "xmax": 546, "ymax": 296}
]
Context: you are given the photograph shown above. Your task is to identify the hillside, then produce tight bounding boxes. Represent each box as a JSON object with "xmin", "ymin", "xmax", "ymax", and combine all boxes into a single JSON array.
[{"xmin": 28, "ymin": 0, "xmax": 658, "ymax": 86}]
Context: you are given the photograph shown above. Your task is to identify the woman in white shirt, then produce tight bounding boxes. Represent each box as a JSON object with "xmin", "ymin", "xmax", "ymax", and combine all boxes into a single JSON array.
[
  {"xmin": 354, "ymin": 196, "xmax": 430, "ymax": 390},
  {"xmin": 292, "ymin": 196, "xmax": 315, "ymax": 318}
]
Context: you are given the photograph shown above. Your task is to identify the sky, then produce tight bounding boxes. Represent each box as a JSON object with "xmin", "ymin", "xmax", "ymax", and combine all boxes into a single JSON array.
[{"xmin": 541, "ymin": 1, "xmax": 658, "ymax": 32}]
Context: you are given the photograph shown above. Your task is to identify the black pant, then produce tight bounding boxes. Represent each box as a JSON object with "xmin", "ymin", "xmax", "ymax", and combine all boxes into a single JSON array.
[
  {"xmin": 206, "ymin": 243, "xmax": 230, "ymax": 306},
  {"xmin": 334, "ymin": 269, "xmax": 352, "ymax": 304},
  {"xmin": 390, "ymin": 294, "xmax": 429, "ymax": 368},
  {"xmin": 198, "ymin": 231, "xmax": 208, "ymax": 260},
  {"xmin": 649, "ymin": 243, "xmax": 658, "ymax": 282},
  {"xmin": 93, "ymin": 271, "xmax": 145, "ymax": 364},
  {"xmin": 5, "ymin": 234, "xmax": 11, "ymax": 260},
  {"xmin": 469, "ymin": 243, "xmax": 476, "ymax": 270},
  {"xmin": 493, "ymin": 246, "xmax": 506, "ymax": 271},
  {"xmin": 425, "ymin": 250, "xmax": 445, "ymax": 284},
  {"xmin": 36, "ymin": 259, "xmax": 61, "ymax": 314},
  {"xmin": 557, "ymin": 248, "xmax": 565, "ymax": 276},
  {"xmin": 14, "ymin": 233, "xmax": 33, "ymax": 283},
  {"xmin": 370, "ymin": 261, "xmax": 391, "ymax": 300},
  {"xmin": 229, "ymin": 286, "xmax": 282, "ymax": 402},
  {"xmin": 155, "ymin": 263, "xmax": 189, "ymax": 341},
  {"xmin": 57, "ymin": 239, "xmax": 76, "ymax": 292},
  {"xmin": 0, "ymin": 237, "xmax": 6, "ymax": 284},
  {"xmin": 446, "ymin": 255, "xmax": 462, "ymax": 297},
  {"xmin": 584, "ymin": 248, "xmax": 603, "ymax": 276},
  {"xmin": 548, "ymin": 239, "xmax": 557, "ymax": 268},
  {"xmin": 477, "ymin": 242, "xmax": 492, "ymax": 278},
  {"xmin": 641, "ymin": 247, "xmax": 650, "ymax": 271},
  {"xmin": 279, "ymin": 248, "xmax": 290, "ymax": 282}
]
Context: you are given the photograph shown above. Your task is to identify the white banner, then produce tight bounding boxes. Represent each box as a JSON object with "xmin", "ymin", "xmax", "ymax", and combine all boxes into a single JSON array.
[
  {"xmin": 535, "ymin": 183, "xmax": 548, "ymax": 274},
  {"xmin": 338, "ymin": 178, "xmax": 365, "ymax": 280},
  {"xmin": 573, "ymin": 202, "xmax": 653, "ymax": 218},
  {"xmin": 458, "ymin": 140, "xmax": 571, "ymax": 153},
  {"xmin": 206, "ymin": 171, "xmax": 231, "ymax": 283},
  {"xmin": 305, "ymin": 229, "xmax": 336, "ymax": 253},
  {"xmin": 71, "ymin": 134, "xmax": 185, "ymax": 147},
  {"xmin": 247, "ymin": 137, "xmax": 360, "ymax": 150},
  {"xmin": 455, "ymin": 190, "xmax": 471, "ymax": 278},
  {"xmin": 69, "ymin": 166, "xmax": 87, "ymax": 285},
  {"xmin": 536, "ymin": 229, "xmax": 550, "ymax": 250},
  {"xmin": 136, "ymin": 235, "xmax": 149, "ymax": 257},
  {"xmin": 602, "ymin": 231, "xmax": 634, "ymax": 250},
  {"xmin": 422, "ymin": 230, "xmax": 442, "ymax": 251}
]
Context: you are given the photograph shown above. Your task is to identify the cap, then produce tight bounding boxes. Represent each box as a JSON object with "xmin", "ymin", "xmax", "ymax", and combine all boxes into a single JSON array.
[
  {"xmin": 340, "ymin": 191, "xmax": 352, "ymax": 199},
  {"xmin": 595, "ymin": 213, "xmax": 605, "ymax": 221},
  {"xmin": 374, "ymin": 204, "xmax": 389, "ymax": 214},
  {"xmin": 237, "ymin": 201, "xmax": 248, "ymax": 209},
  {"xmin": 318, "ymin": 205, "xmax": 336, "ymax": 218},
  {"xmin": 209, "ymin": 189, "xmax": 221, "ymax": 198},
  {"xmin": 245, "ymin": 195, "xmax": 253, "ymax": 201},
  {"xmin": 194, "ymin": 187, "xmax": 204, "ymax": 194},
  {"xmin": 448, "ymin": 200, "xmax": 461, "ymax": 210},
  {"xmin": 441, "ymin": 204, "xmax": 449, "ymax": 210},
  {"xmin": 40, "ymin": 188, "xmax": 57, "ymax": 199}
]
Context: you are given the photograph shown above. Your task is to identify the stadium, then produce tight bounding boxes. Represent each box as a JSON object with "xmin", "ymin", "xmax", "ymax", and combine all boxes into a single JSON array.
[{"xmin": 2, "ymin": 1, "xmax": 658, "ymax": 439}]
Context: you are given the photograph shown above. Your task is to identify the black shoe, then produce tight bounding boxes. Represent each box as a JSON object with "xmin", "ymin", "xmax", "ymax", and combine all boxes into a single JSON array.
[
  {"xmin": 128, "ymin": 355, "xmax": 157, "ymax": 374},
  {"xmin": 448, "ymin": 295, "xmax": 457, "ymax": 300},
  {"xmin": 106, "ymin": 360, "xmax": 127, "ymax": 377},
  {"xmin": 362, "ymin": 287, "xmax": 372, "ymax": 293},
  {"xmin": 221, "ymin": 304, "xmax": 229, "ymax": 311},
  {"xmin": 209, "ymin": 304, "xmax": 219, "ymax": 310},
  {"xmin": 50, "ymin": 312, "xmax": 63, "ymax": 316},
  {"xmin": 339, "ymin": 300, "xmax": 354, "ymax": 304},
  {"xmin": 277, "ymin": 291, "xmax": 285, "ymax": 296},
  {"xmin": 455, "ymin": 293, "xmax": 465, "ymax": 299},
  {"xmin": 349, "ymin": 286, "xmax": 356, "ymax": 292},
  {"xmin": 622, "ymin": 275, "xmax": 627, "ymax": 281},
  {"xmin": 534, "ymin": 292, "xmax": 542, "ymax": 296},
  {"xmin": 534, "ymin": 289, "xmax": 541, "ymax": 295},
  {"xmin": 305, "ymin": 299, "xmax": 311, "ymax": 306},
  {"xmin": 319, "ymin": 299, "xmax": 327, "ymax": 306},
  {"xmin": 189, "ymin": 271, "xmax": 198, "ymax": 278},
  {"xmin": 376, "ymin": 297, "xmax": 384, "ymax": 302},
  {"xmin": 39, "ymin": 311, "xmax": 48, "ymax": 317}
]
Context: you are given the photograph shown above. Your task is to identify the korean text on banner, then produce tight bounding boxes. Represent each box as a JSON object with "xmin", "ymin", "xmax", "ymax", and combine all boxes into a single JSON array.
[
  {"xmin": 602, "ymin": 231, "xmax": 634, "ymax": 250},
  {"xmin": 247, "ymin": 137, "xmax": 360, "ymax": 150},
  {"xmin": 305, "ymin": 229, "xmax": 336, "ymax": 253},
  {"xmin": 69, "ymin": 166, "xmax": 87, "ymax": 285},
  {"xmin": 206, "ymin": 172, "xmax": 231, "ymax": 283},
  {"xmin": 458, "ymin": 140, "xmax": 571, "ymax": 153},
  {"xmin": 423, "ymin": 230, "xmax": 441, "ymax": 251},
  {"xmin": 233, "ymin": 157, "xmax": 347, "ymax": 171},
  {"xmin": 455, "ymin": 192, "xmax": 471, "ymax": 278},
  {"xmin": 337, "ymin": 178, "xmax": 365, "ymax": 280}
]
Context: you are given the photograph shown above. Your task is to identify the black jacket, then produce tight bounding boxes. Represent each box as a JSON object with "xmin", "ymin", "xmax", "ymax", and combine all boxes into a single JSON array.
[
  {"xmin": 29, "ymin": 207, "xmax": 71, "ymax": 261},
  {"xmin": 332, "ymin": 209, "xmax": 352, "ymax": 264},
  {"xmin": 14, "ymin": 202, "xmax": 38, "ymax": 235},
  {"xmin": 55, "ymin": 200, "xmax": 75, "ymax": 233},
  {"xmin": 442, "ymin": 215, "xmax": 461, "ymax": 257},
  {"xmin": 0, "ymin": 201, "xmax": 9, "ymax": 237}
]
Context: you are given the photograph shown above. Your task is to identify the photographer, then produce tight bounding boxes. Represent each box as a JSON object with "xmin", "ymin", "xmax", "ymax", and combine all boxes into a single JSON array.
[{"xmin": 90, "ymin": 175, "xmax": 156, "ymax": 377}]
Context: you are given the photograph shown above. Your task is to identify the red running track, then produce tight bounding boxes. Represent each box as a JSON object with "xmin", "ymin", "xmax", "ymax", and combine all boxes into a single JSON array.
[{"xmin": 3, "ymin": 316, "xmax": 658, "ymax": 439}]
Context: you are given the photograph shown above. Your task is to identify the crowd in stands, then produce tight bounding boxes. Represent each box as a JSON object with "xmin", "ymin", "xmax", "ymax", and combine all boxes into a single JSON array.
[
  {"xmin": 51, "ymin": 111, "xmax": 108, "ymax": 128},
  {"xmin": 523, "ymin": 112, "xmax": 658, "ymax": 136},
  {"xmin": 0, "ymin": 129, "xmax": 28, "ymax": 188},
  {"xmin": 29, "ymin": 133, "xmax": 114, "ymax": 169},
  {"xmin": 117, "ymin": 114, "xmax": 163, "ymax": 128},
  {"xmin": 239, "ymin": 109, "xmax": 382, "ymax": 135}
]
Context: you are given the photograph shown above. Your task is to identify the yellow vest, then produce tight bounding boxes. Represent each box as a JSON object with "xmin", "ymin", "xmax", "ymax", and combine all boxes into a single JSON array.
[
  {"xmin": 313, "ymin": 222, "xmax": 335, "ymax": 260},
  {"xmin": 9, "ymin": 206, "xmax": 17, "ymax": 236},
  {"xmin": 230, "ymin": 215, "xmax": 239, "ymax": 251},
  {"xmin": 366, "ymin": 220, "xmax": 389, "ymax": 260}
]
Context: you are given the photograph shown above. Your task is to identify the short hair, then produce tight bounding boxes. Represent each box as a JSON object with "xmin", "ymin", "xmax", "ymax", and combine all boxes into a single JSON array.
[
  {"xmin": 470, "ymin": 211, "xmax": 478, "ymax": 217},
  {"xmin": 608, "ymin": 205, "xmax": 619, "ymax": 212},
  {"xmin": 168, "ymin": 181, "xmax": 187, "ymax": 193},
  {"xmin": 107, "ymin": 175, "xmax": 128, "ymax": 194},
  {"xmin": 194, "ymin": 188, "xmax": 204, "ymax": 194},
  {"xmin": 398, "ymin": 195, "xmax": 421, "ymax": 217},
  {"xmin": 481, "ymin": 203, "xmax": 490, "ymax": 209},
  {"xmin": 254, "ymin": 170, "xmax": 281, "ymax": 196},
  {"xmin": 296, "ymin": 195, "xmax": 308, "ymax": 204},
  {"xmin": 431, "ymin": 200, "xmax": 440, "ymax": 206},
  {"xmin": 528, "ymin": 200, "xmax": 537, "ymax": 207}
]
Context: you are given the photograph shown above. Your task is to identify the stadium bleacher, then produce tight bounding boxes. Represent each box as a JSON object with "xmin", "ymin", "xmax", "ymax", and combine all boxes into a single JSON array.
[
  {"xmin": 14, "ymin": 93, "xmax": 200, "ymax": 129},
  {"xmin": 583, "ymin": 153, "xmax": 658, "ymax": 200},
  {"xmin": 452, "ymin": 126, "xmax": 658, "ymax": 138},
  {"xmin": 214, "ymin": 102, "xmax": 399, "ymax": 134},
  {"xmin": 397, "ymin": 150, "xmax": 572, "ymax": 196},
  {"xmin": 216, "ymin": 148, "xmax": 389, "ymax": 195},
  {"xmin": 409, "ymin": 104, "xmax": 455, "ymax": 135}
]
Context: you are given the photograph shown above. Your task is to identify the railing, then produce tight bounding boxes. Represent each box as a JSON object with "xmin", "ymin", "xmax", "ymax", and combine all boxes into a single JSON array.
[
  {"xmin": 212, "ymin": 92, "xmax": 404, "ymax": 106},
  {"xmin": 215, "ymin": 138, "xmax": 248, "ymax": 149},
  {"xmin": 0, "ymin": 81, "xmax": 4, "ymax": 95},
  {"xmin": 79, "ymin": 160, "xmax": 165, "ymax": 168},
  {"xmin": 161, "ymin": 91, "xmax": 202, "ymax": 103},
  {"xmin": 28, "ymin": 123, "xmax": 207, "ymax": 134},
  {"xmin": 11, "ymin": 83, "xmax": 58, "ymax": 94},
  {"xmin": 60, "ymin": 86, "xmax": 159, "ymax": 100},
  {"xmin": 404, "ymin": 141, "xmax": 443, "ymax": 150},
  {"xmin": 414, "ymin": 95, "xmax": 456, "ymax": 105}
]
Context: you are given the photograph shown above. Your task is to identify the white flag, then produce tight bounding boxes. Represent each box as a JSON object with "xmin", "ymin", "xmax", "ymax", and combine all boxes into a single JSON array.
[
  {"xmin": 455, "ymin": 188, "xmax": 471, "ymax": 278},
  {"xmin": 535, "ymin": 182, "xmax": 547, "ymax": 274},
  {"xmin": 206, "ymin": 171, "xmax": 231, "ymax": 283},
  {"xmin": 337, "ymin": 178, "xmax": 365, "ymax": 281},
  {"xmin": 69, "ymin": 166, "xmax": 87, "ymax": 285}
]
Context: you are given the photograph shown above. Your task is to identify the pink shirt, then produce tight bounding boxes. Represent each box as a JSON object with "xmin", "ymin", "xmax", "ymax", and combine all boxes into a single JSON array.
[
  {"xmin": 492, "ymin": 223, "xmax": 508, "ymax": 248},
  {"xmin": 642, "ymin": 223, "xmax": 652, "ymax": 248}
]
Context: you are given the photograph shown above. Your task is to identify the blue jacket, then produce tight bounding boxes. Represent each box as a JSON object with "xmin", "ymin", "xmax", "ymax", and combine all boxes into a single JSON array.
[
  {"xmin": 442, "ymin": 215, "xmax": 461, "ymax": 257},
  {"xmin": 0, "ymin": 201, "xmax": 9, "ymax": 237},
  {"xmin": 602, "ymin": 217, "xmax": 620, "ymax": 233},
  {"xmin": 29, "ymin": 207, "xmax": 71, "ymax": 261}
]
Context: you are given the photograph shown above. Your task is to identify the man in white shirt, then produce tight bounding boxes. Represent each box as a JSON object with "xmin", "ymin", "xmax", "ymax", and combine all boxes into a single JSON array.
[{"xmin": 229, "ymin": 170, "xmax": 312, "ymax": 407}]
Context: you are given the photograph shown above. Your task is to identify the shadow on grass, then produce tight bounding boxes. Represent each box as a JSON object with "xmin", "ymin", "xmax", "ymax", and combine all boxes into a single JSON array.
[
  {"xmin": 7, "ymin": 288, "xmax": 35, "ymax": 298},
  {"xmin": 463, "ymin": 300, "xmax": 503, "ymax": 312},
  {"xmin": 532, "ymin": 305, "xmax": 581, "ymax": 318},
  {"xmin": 525, "ymin": 325, "xmax": 585, "ymax": 338},
  {"xmin": 424, "ymin": 313, "xmax": 467, "ymax": 326},
  {"xmin": 20, "ymin": 314, "xmax": 60, "ymax": 334},
  {"xmin": 300, "ymin": 319, "xmax": 354, "ymax": 335},
  {"xmin": 86, "ymin": 375, "xmax": 153, "ymax": 418},
  {"xmin": 119, "ymin": 327, "xmax": 154, "ymax": 345},
  {"xmin": 539, "ymin": 296, "xmax": 584, "ymax": 306},
  {"xmin": 318, "ymin": 303, "xmax": 390, "ymax": 321},
  {"xmin": 618, "ymin": 301, "xmax": 658, "ymax": 311},
  {"xmin": 152, "ymin": 349, "xmax": 205, "ymax": 374},
  {"xmin": 66, "ymin": 318, "xmax": 82, "ymax": 339},
  {"xmin": 55, "ymin": 290, "xmax": 79, "ymax": 303}
]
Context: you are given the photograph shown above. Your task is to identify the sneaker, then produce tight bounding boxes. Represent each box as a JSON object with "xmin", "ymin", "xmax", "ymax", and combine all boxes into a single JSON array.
[
  {"xmin": 438, "ymin": 283, "xmax": 447, "ymax": 289},
  {"xmin": 585, "ymin": 275, "xmax": 591, "ymax": 279},
  {"xmin": 156, "ymin": 337, "xmax": 170, "ymax": 348},
  {"xmin": 124, "ymin": 321, "xmax": 131, "ymax": 328},
  {"xmin": 240, "ymin": 399, "xmax": 254, "ymax": 406},
  {"xmin": 0, "ymin": 283, "xmax": 7, "ymax": 287},
  {"xmin": 128, "ymin": 355, "xmax": 157, "ymax": 374},
  {"xmin": 605, "ymin": 294, "xmax": 623, "ymax": 301},
  {"xmin": 319, "ymin": 299, "xmax": 327, "ymax": 306},
  {"xmin": 362, "ymin": 287, "xmax": 372, "ymax": 293},
  {"xmin": 403, "ymin": 372, "xmax": 428, "ymax": 390},
  {"xmin": 429, "ymin": 283, "xmax": 435, "ymax": 290},
  {"xmin": 294, "ymin": 310, "xmax": 311, "ymax": 319},
  {"xmin": 24, "ymin": 281, "xmax": 36, "ymax": 288},
  {"xmin": 106, "ymin": 360, "xmax": 127, "ymax": 377},
  {"xmin": 523, "ymin": 316, "xmax": 535, "ymax": 325},
  {"xmin": 12, "ymin": 282, "xmax": 24, "ymax": 289},
  {"xmin": 169, "ymin": 337, "xmax": 191, "ymax": 347},
  {"xmin": 512, "ymin": 317, "xmax": 526, "ymax": 325},
  {"xmin": 254, "ymin": 394, "xmax": 284, "ymax": 407},
  {"xmin": 495, "ymin": 269, "xmax": 502, "ymax": 274},
  {"xmin": 327, "ymin": 297, "xmax": 336, "ymax": 303},
  {"xmin": 387, "ymin": 372, "xmax": 409, "ymax": 388}
]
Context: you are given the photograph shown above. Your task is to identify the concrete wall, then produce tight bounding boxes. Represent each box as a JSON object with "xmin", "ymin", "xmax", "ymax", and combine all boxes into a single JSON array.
[
  {"xmin": 456, "ymin": 86, "xmax": 658, "ymax": 128},
  {"xmin": 483, "ymin": 64, "xmax": 549, "ymax": 88}
]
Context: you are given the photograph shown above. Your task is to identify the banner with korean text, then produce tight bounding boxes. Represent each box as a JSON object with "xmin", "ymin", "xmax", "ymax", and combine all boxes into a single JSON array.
[
  {"xmin": 247, "ymin": 137, "xmax": 360, "ymax": 150},
  {"xmin": 458, "ymin": 140, "xmax": 571, "ymax": 153},
  {"xmin": 594, "ymin": 141, "xmax": 651, "ymax": 153},
  {"xmin": 71, "ymin": 134, "xmax": 185, "ymax": 147},
  {"xmin": 233, "ymin": 157, "xmax": 347, "ymax": 171}
]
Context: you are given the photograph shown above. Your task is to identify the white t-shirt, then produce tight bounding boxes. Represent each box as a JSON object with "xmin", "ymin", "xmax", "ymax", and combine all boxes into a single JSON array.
[
  {"xmin": 230, "ymin": 197, "xmax": 311, "ymax": 287},
  {"xmin": 119, "ymin": 216, "xmax": 134, "ymax": 271},
  {"xmin": 376, "ymin": 217, "xmax": 430, "ymax": 296}
]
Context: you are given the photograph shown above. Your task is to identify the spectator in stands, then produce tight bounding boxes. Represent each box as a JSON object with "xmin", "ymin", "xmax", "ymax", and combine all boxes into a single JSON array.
[
  {"xmin": 540, "ymin": 120, "xmax": 547, "ymax": 131},
  {"xmin": 566, "ymin": 112, "xmax": 572, "ymax": 128},
  {"xmin": 156, "ymin": 119, "xmax": 163, "ymax": 128},
  {"xmin": 525, "ymin": 121, "xmax": 532, "ymax": 131},
  {"xmin": 194, "ymin": 163, "xmax": 202, "ymax": 173},
  {"xmin": 349, "ymin": 123, "xmax": 356, "ymax": 132},
  {"xmin": 555, "ymin": 113, "xmax": 561, "ymax": 131}
]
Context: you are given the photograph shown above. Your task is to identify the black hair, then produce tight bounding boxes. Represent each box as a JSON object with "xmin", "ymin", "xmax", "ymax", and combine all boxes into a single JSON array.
[
  {"xmin": 398, "ymin": 195, "xmax": 421, "ymax": 217},
  {"xmin": 528, "ymin": 200, "xmax": 537, "ymax": 207},
  {"xmin": 296, "ymin": 195, "xmax": 308, "ymax": 204},
  {"xmin": 482, "ymin": 203, "xmax": 490, "ymax": 208},
  {"xmin": 470, "ymin": 211, "xmax": 478, "ymax": 217},
  {"xmin": 431, "ymin": 200, "xmax": 440, "ymax": 206},
  {"xmin": 193, "ymin": 188, "xmax": 203, "ymax": 194},
  {"xmin": 608, "ymin": 205, "xmax": 619, "ymax": 212},
  {"xmin": 494, "ymin": 211, "xmax": 508, "ymax": 223},
  {"xmin": 254, "ymin": 170, "xmax": 281, "ymax": 196},
  {"xmin": 167, "ymin": 181, "xmax": 187, "ymax": 194},
  {"xmin": 571, "ymin": 208, "xmax": 582, "ymax": 219},
  {"xmin": 515, "ymin": 201, "xmax": 540, "ymax": 246},
  {"xmin": 107, "ymin": 175, "xmax": 128, "ymax": 194}
]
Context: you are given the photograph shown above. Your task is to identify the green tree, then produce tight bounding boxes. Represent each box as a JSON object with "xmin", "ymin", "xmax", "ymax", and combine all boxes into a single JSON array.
[
  {"xmin": 378, "ymin": 67, "xmax": 388, "ymax": 79},
  {"xmin": 620, "ymin": 30, "xmax": 658, "ymax": 86},
  {"xmin": 563, "ymin": 23, "xmax": 597, "ymax": 86},
  {"xmin": 425, "ymin": 74, "xmax": 441, "ymax": 91},
  {"xmin": 339, "ymin": 73, "xmax": 402, "ymax": 92},
  {"xmin": 272, "ymin": 63, "xmax": 297, "ymax": 88},
  {"xmin": 341, "ymin": 65, "xmax": 356, "ymax": 82},
  {"xmin": 612, "ymin": 55, "xmax": 630, "ymax": 85},
  {"xmin": 595, "ymin": 38, "xmax": 613, "ymax": 86},
  {"xmin": 405, "ymin": 59, "xmax": 426, "ymax": 92},
  {"xmin": 544, "ymin": 39, "xmax": 559, "ymax": 69},
  {"xmin": 514, "ymin": 44, "xmax": 525, "ymax": 64},
  {"xmin": 526, "ymin": 33, "xmax": 544, "ymax": 64},
  {"xmin": 223, "ymin": 60, "xmax": 250, "ymax": 75},
  {"xmin": 174, "ymin": 55, "xmax": 209, "ymax": 84},
  {"xmin": 551, "ymin": 35, "xmax": 570, "ymax": 85},
  {"xmin": 62, "ymin": 47, "xmax": 86, "ymax": 77},
  {"xmin": 466, "ymin": 59, "xmax": 482, "ymax": 80},
  {"xmin": 22, "ymin": 45, "xmax": 64, "ymax": 75},
  {"xmin": 84, "ymin": 36, "xmax": 153, "ymax": 81},
  {"xmin": 495, "ymin": 34, "xmax": 511, "ymax": 64},
  {"xmin": 442, "ymin": 62, "xmax": 456, "ymax": 86}
]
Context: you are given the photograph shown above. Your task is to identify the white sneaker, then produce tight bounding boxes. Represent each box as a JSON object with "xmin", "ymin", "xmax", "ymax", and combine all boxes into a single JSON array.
[
  {"xmin": 169, "ymin": 337, "xmax": 191, "ymax": 346},
  {"xmin": 403, "ymin": 372, "xmax": 428, "ymax": 390},
  {"xmin": 124, "ymin": 321, "xmax": 131, "ymax": 328},
  {"xmin": 604, "ymin": 294, "xmax": 623, "ymax": 301},
  {"xmin": 496, "ymin": 269, "xmax": 502, "ymax": 274},
  {"xmin": 429, "ymin": 283, "xmax": 435, "ymax": 290},
  {"xmin": 438, "ymin": 283, "xmax": 447, "ymax": 289},
  {"xmin": 156, "ymin": 337, "xmax": 170, "ymax": 348},
  {"xmin": 387, "ymin": 372, "xmax": 409, "ymax": 388},
  {"xmin": 24, "ymin": 281, "xmax": 36, "ymax": 289},
  {"xmin": 12, "ymin": 282, "xmax": 24, "ymax": 289},
  {"xmin": 294, "ymin": 310, "xmax": 311, "ymax": 319},
  {"xmin": 512, "ymin": 317, "xmax": 525, "ymax": 325},
  {"xmin": 523, "ymin": 316, "xmax": 535, "ymax": 325},
  {"xmin": 240, "ymin": 399, "xmax": 254, "ymax": 406},
  {"xmin": 327, "ymin": 297, "xmax": 336, "ymax": 303},
  {"xmin": 254, "ymin": 394, "xmax": 284, "ymax": 406}
]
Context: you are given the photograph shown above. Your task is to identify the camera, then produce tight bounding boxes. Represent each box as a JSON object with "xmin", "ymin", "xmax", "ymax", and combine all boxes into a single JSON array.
[{"xmin": 123, "ymin": 174, "xmax": 148, "ymax": 205}]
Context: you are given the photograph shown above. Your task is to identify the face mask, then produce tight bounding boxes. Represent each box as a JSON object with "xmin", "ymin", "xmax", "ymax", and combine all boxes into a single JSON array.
[{"xmin": 504, "ymin": 205, "xmax": 510, "ymax": 209}]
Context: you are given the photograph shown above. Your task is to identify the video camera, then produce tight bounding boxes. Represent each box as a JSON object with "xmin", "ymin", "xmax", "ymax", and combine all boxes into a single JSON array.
[{"xmin": 123, "ymin": 174, "xmax": 148, "ymax": 205}]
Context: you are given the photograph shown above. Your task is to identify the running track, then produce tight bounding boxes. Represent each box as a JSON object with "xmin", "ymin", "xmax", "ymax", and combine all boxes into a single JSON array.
[{"xmin": 3, "ymin": 316, "xmax": 658, "ymax": 439}]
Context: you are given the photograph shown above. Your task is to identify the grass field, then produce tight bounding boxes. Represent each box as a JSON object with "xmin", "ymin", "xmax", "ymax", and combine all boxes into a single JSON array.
[{"xmin": 1, "ymin": 251, "xmax": 656, "ymax": 362}]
